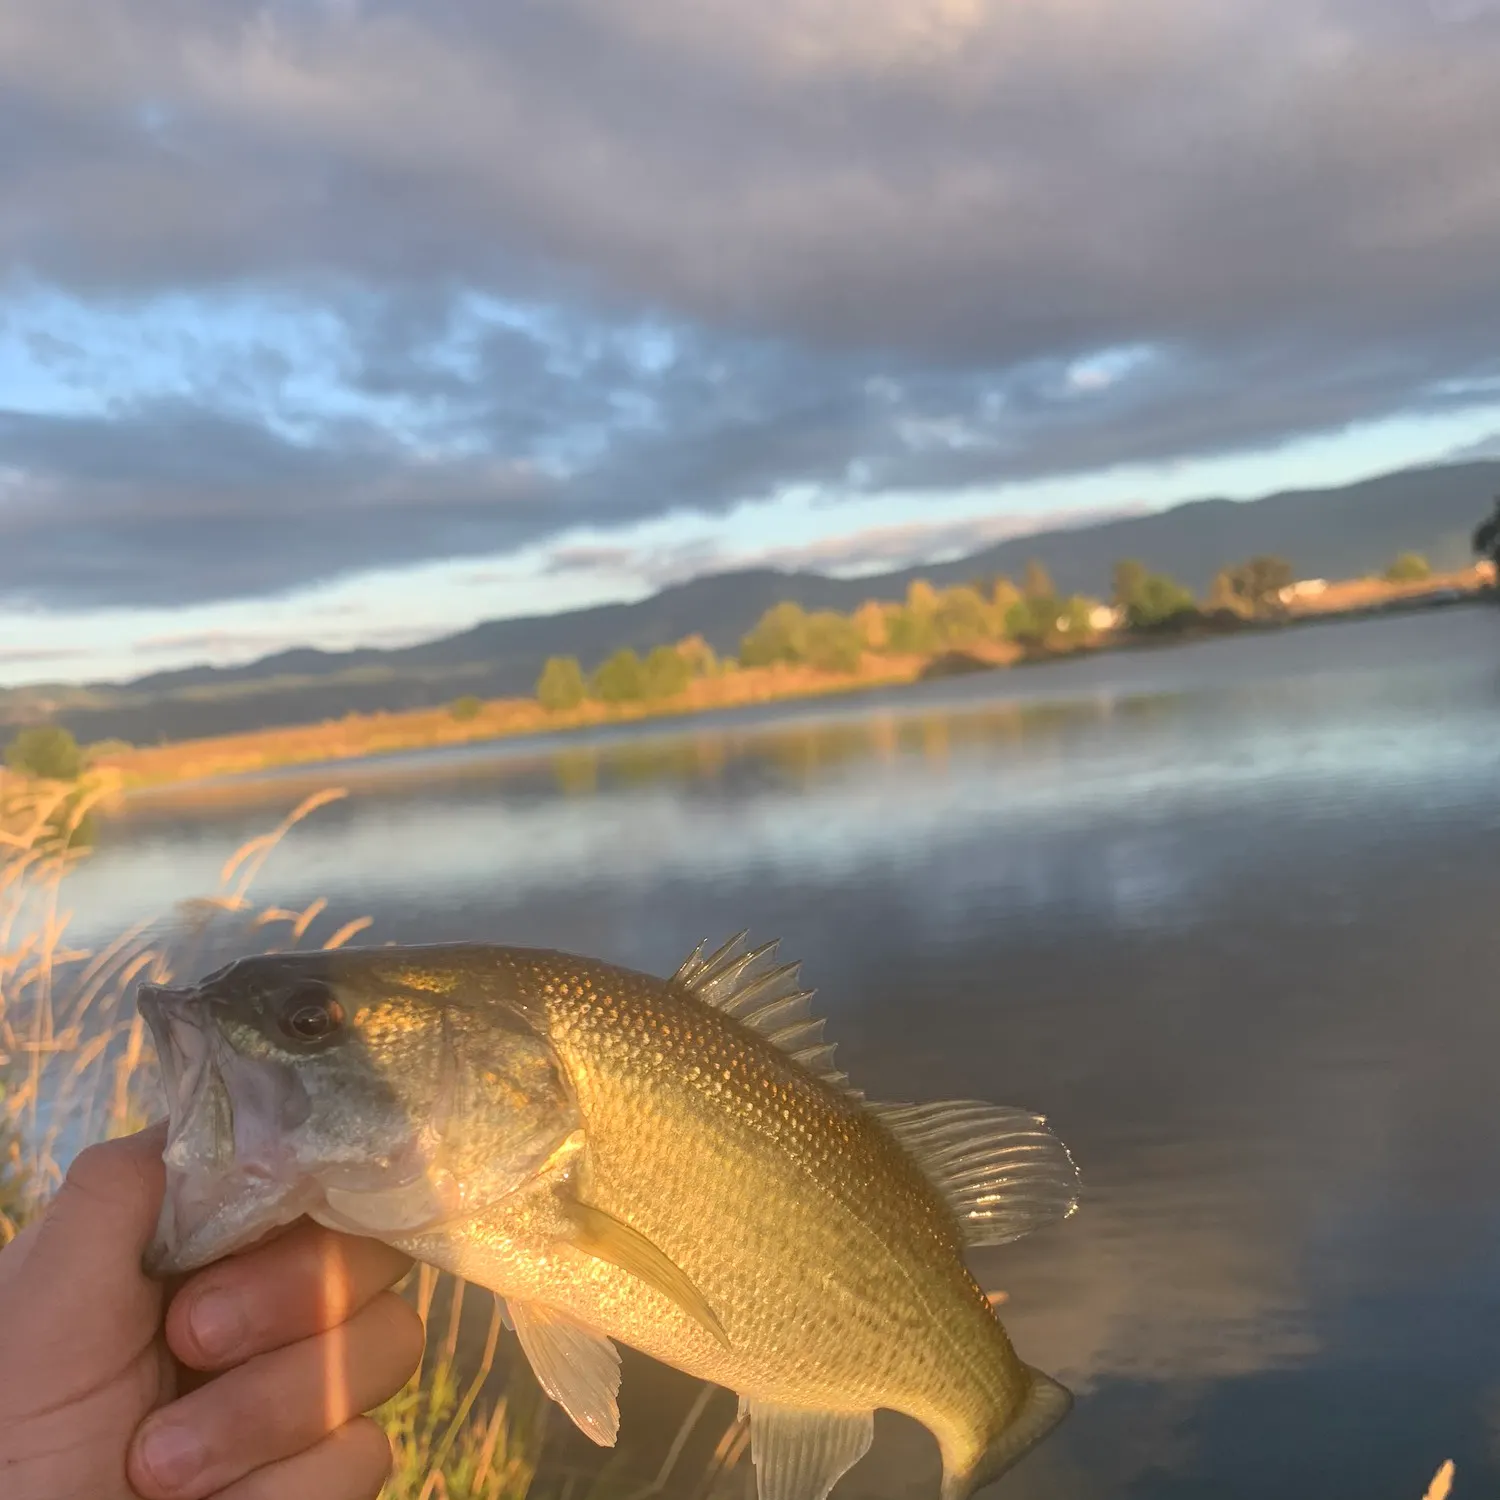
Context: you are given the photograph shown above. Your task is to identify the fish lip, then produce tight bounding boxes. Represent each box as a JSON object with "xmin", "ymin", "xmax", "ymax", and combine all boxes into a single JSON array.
[{"xmin": 136, "ymin": 980, "xmax": 313, "ymax": 1277}]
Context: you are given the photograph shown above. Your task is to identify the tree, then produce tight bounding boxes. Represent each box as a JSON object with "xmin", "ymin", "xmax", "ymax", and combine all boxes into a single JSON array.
[
  {"xmin": 739, "ymin": 602, "xmax": 808, "ymax": 667},
  {"xmin": 1112, "ymin": 559, "xmax": 1148, "ymax": 611},
  {"xmin": 4, "ymin": 725, "xmax": 83, "ymax": 781},
  {"xmin": 1384, "ymin": 552, "xmax": 1432, "ymax": 584},
  {"xmin": 449, "ymin": 695, "xmax": 483, "ymax": 721},
  {"xmin": 1124, "ymin": 571, "xmax": 1198, "ymax": 629},
  {"xmin": 852, "ymin": 599, "xmax": 890, "ymax": 649},
  {"xmin": 1220, "ymin": 555, "xmax": 1295, "ymax": 614},
  {"xmin": 933, "ymin": 586, "xmax": 991, "ymax": 646},
  {"xmin": 885, "ymin": 606, "xmax": 940, "ymax": 654},
  {"xmin": 642, "ymin": 644, "xmax": 692, "ymax": 699},
  {"xmin": 590, "ymin": 649, "xmax": 647, "ymax": 703},
  {"xmin": 1023, "ymin": 559, "xmax": 1056, "ymax": 601},
  {"xmin": 1004, "ymin": 597, "xmax": 1053, "ymax": 647},
  {"xmin": 905, "ymin": 579, "xmax": 941, "ymax": 615},
  {"xmin": 535, "ymin": 656, "xmax": 586, "ymax": 712},
  {"xmin": 803, "ymin": 612, "xmax": 864, "ymax": 673},
  {"xmin": 1475, "ymin": 496, "xmax": 1500, "ymax": 569},
  {"xmin": 674, "ymin": 635, "xmax": 718, "ymax": 677}
]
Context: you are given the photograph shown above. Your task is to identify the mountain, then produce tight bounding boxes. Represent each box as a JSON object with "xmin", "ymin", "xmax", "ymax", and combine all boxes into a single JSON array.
[{"xmin": 5, "ymin": 457, "xmax": 1495, "ymax": 747}]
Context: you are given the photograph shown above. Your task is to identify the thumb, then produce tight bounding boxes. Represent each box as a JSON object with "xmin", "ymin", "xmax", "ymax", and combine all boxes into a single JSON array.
[{"xmin": 8, "ymin": 1123, "xmax": 169, "ymax": 1359}]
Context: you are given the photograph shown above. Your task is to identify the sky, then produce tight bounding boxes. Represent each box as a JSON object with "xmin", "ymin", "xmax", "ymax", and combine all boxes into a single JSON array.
[{"xmin": 3, "ymin": 0, "xmax": 1500, "ymax": 687}]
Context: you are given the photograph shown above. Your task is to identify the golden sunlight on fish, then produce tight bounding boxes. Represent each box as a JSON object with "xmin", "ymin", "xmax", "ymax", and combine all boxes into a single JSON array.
[{"xmin": 137, "ymin": 934, "xmax": 1081, "ymax": 1500}]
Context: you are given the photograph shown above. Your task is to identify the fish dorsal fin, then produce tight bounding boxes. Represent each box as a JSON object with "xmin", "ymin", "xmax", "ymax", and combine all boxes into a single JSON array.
[
  {"xmin": 672, "ymin": 931, "xmax": 860, "ymax": 1096},
  {"xmin": 506, "ymin": 1298, "xmax": 621, "ymax": 1447},
  {"xmin": 867, "ymin": 1100, "xmax": 1080, "ymax": 1248},
  {"xmin": 737, "ymin": 1398, "xmax": 875, "ymax": 1500}
]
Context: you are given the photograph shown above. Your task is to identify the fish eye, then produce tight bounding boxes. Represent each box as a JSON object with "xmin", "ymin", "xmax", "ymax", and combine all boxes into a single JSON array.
[{"xmin": 277, "ymin": 984, "xmax": 346, "ymax": 1043}]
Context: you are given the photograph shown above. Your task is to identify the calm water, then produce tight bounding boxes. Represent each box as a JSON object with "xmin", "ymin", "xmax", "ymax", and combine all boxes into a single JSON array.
[{"xmin": 53, "ymin": 605, "xmax": 1500, "ymax": 1497}]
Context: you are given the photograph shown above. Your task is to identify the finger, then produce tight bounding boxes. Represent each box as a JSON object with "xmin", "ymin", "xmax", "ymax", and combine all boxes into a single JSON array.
[
  {"xmin": 214, "ymin": 1417, "xmax": 392, "ymax": 1500},
  {"xmin": 8, "ymin": 1123, "xmax": 168, "ymax": 1352},
  {"xmin": 129, "ymin": 1288, "xmax": 422, "ymax": 1500},
  {"xmin": 166, "ymin": 1218, "xmax": 414, "ymax": 1370}
]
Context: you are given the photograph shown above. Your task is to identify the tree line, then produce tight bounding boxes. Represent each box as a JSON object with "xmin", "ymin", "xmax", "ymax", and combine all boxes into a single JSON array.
[
  {"xmin": 525, "ymin": 534, "xmax": 1497, "ymax": 713},
  {"xmin": 5, "ymin": 519, "xmax": 1496, "ymax": 781}
]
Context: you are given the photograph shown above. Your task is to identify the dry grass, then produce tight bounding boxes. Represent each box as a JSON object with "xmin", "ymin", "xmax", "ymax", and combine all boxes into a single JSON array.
[{"xmin": 93, "ymin": 656, "xmax": 934, "ymax": 792}]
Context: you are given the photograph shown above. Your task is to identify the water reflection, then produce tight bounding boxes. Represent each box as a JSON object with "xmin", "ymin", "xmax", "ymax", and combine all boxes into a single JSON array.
[{"xmin": 40, "ymin": 606, "xmax": 1500, "ymax": 1495}]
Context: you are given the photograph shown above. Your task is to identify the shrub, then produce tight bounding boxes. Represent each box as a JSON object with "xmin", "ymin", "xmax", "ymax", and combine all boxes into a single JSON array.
[
  {"xmin": 1384, "ymin": 552, "xmax": 1432, "ymax": 584},
  {"xmin": 739, "ymin": 602, "xmax": 808, "ymax": 667},
  {"xmin": 449, "ymin": 696, "xmax": 483, "ymax": 722},
  {"xmin": 590, "ymin": 649, "xmax": 646, "ymax": 703},
  {"xmin": 642, "ymin": 645, "xmax": 692, "ymax": 700},
  {"xmin": 535, "ymin": 656, "xmax": 586, "ymax": 712},
  {"xmin": 4, "ymin": 725, "xmax": 84, "ymax": 781},
  {"xmin": 803, "ymin": 612, "xmax": 864, "ymax": 673},
  {"xmin": 1126, "ymin": 573, "xmax": 1198, "ymax": 629}
]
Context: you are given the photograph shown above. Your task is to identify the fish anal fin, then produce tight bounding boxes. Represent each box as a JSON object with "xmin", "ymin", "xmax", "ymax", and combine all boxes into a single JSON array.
[
  {"xmin": 506, "ymin": 1298, "xmax": 621, "ymax": 1447},
  {"xmin": 867, "ymin": 1101, "xmax": 1080, "ymax": 1248},
  {"xmin": 568, "ymin": 1200, "xmax": 730, "ymax": 1348},
  {"xmin": 740, "ymin": 1398, "xmax": 874, "ymax": 1500},
  {"xmin": 671, "ymin": 932, "xmax": 859, "ymax": 1094}
]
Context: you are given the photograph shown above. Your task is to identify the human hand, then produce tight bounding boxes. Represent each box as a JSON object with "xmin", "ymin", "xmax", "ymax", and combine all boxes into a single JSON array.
[{"xmin": 0, "ymin": 1122, "xmax": 424, "ymax": 1499}]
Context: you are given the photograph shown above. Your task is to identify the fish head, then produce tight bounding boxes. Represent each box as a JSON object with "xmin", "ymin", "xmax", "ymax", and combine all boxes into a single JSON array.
[{"xmin": 138, "ymin": 947, "xmax": 580, "ymax": 1275}]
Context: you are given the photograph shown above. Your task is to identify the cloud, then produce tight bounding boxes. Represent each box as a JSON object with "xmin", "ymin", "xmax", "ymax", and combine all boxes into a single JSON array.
[
  {"xmin": 2, "ymin": 0, "xmax": 1499, "ymax": 611},
  {"xmin": 0, "ymin": 643, "xmax": 94, "ymax": 666},
  {"xmin": 543, "ymin": 501, "xmax": 1153, "ymax": 590}
]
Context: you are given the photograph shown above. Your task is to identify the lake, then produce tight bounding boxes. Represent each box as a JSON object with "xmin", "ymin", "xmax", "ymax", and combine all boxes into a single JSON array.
[{"xmin": 43, "ymin": 603, "xmax": 1500, "ymax": 1498}]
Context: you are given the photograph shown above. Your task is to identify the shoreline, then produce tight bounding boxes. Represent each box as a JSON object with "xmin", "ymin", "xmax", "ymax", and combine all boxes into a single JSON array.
[{"xmin": 16, "ymin": 572, "xmax": 1497, "ymax": 800}]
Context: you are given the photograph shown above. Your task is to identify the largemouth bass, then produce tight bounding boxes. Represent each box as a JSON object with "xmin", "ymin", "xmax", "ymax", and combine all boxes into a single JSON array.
[{"xmin": 138, "ymin": 934, "xmax": 1080, "ymax": 1500}]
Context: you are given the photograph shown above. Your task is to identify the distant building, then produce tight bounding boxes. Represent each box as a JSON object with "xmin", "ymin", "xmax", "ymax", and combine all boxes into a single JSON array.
[
  {"xmin": 1478, "ymin": 559, "xmax": 1498, "ymax": 584},
  {"xmin": 1089, "ymin": 605, "xmax": 1122, "ymax": 630},
  {"xmin": 1278, "ymin": 578, "xmax": 1329, "ymax": 604}
]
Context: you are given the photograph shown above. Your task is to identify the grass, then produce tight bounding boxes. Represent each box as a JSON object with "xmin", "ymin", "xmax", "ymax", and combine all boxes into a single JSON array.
[{"xmin": 0, "ymin": 770, "xmax": 1469, "ymax": 1497}]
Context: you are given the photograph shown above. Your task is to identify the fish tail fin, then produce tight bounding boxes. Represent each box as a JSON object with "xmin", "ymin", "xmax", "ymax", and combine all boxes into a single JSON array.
[{"xmin": 938, "ymin": 1366, "xmax": 1072, "ymax": 1500}]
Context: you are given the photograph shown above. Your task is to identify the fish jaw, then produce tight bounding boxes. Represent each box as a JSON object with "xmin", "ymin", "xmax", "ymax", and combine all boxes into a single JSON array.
[{"xmin": 140, "ymin": 984, "xmax": 324, "ymax": 1274}]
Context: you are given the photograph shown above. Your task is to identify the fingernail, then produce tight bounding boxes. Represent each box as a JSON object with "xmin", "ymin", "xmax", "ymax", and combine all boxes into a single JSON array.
[
  {"xmin": 139, "ymin": 1422, "xmax": 204, "ymax": 1491},
  {"xmin": 189, "ymin": 1287, "xmax": 244, "ymax": 1358}
]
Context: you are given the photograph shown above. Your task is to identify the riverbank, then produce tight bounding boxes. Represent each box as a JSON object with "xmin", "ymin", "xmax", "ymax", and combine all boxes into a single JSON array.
[{"xmin": 35, "ymin": 564, "xmax": 1498, "ymax": 794}]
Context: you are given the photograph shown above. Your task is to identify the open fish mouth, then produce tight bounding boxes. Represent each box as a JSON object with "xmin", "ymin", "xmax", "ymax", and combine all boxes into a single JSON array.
[{"xmin": 138, "ymin": 982, "xmax": 322, "ymax": 1276}]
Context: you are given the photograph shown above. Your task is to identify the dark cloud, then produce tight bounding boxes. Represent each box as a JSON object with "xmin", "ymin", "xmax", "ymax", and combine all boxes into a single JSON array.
[{"xmin": 3, "ymin": 0, "xmax": 1500, "ymax": 610}]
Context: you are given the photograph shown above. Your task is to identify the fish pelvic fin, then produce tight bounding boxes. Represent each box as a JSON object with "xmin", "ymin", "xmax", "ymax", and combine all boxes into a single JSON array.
[
  {"xmin": 738, "ymin": 1397, "xmax": 874, "ymax": 1500},
  {"xmin": 938, "ymin": 1365, "xmax": 1073, "ymax": 1500},
  {"xmin": 568, "ymin": 1199, "xmax": 731, "ymax": 1348},
  {"xmin": 866, "ymin": 1100, "xmax": 1080, "ymax": 1248},
  {"xmin": 506, "ymin": 1298, "xmax": 621, "ymax": 1446},
  {"xmin": 672, "ymin": 931, "xmax": 862, "ymax": 1097}
]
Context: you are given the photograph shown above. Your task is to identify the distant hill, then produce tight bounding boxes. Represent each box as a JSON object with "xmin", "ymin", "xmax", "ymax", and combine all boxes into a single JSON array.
[{"xmin": 5, "ymin": 457, "xmax": 1495, "ymax": 746}]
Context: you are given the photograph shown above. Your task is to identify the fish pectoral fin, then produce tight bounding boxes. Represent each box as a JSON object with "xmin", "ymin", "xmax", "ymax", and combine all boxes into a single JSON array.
[
  {"xmin": 739, "ymin": 1398, "xmax": 875, "ymax": 1500},
  {"xmin": 566, "ymin": 1200, "xmax": 731, "ymax": 1349},
  {"xmin": 506, "ymin": 1298, "xmax": 621, "ymax": 1447}
]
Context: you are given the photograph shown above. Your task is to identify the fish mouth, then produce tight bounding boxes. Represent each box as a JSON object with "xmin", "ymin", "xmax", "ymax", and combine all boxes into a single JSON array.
[{"xmin": 138, "ymin": 983, "xmax": 321, "ymax": 1277}]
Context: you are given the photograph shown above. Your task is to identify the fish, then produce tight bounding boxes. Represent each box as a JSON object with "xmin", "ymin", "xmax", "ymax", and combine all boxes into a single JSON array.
[{"xmin": 137, "ymin": 933, "xmax": 1080, "ymax": 1500}]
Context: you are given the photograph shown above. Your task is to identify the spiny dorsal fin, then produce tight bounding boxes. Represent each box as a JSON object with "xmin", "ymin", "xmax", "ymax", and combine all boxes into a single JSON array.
[
  {"xmin": 672, "ymin": 931, "xmax": 860, "ymax": 1097},
  {"xmin": 867, "ymin": 1100, "xmax": 1080, "ymax": 1248}
]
